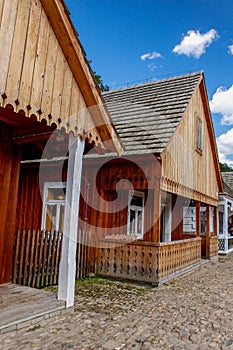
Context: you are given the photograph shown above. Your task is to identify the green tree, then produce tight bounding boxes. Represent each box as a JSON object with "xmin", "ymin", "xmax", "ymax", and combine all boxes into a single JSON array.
[
  {"xmin": 219, "ymin": 162, "xmax": 233, "ymax": 172},
  {"xmin": 92, "ymin": 71, "xmax": 110, "ymax": 92},
  {"xmin": 88, "ymin": 60, "xmax": 109, "ymax": 92}
]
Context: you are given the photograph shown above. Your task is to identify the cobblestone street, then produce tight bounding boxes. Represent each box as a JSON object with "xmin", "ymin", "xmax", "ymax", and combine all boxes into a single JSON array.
[{"xmin": 1, "ymin": 254, "xmax": 233, "ymax": 350}]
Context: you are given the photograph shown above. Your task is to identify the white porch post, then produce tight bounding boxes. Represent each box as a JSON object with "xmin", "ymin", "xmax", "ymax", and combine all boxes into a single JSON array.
[
  {"xmin": 164, "ymin": 193, "xmax": 172, "ymax": 242},
  {"xmin": 223, "ymin": 199, "xmax": 228, "ymax": 252},
  {"xmin": 58, "ymin": 133, "xmax": 85, "ymax": 307}
]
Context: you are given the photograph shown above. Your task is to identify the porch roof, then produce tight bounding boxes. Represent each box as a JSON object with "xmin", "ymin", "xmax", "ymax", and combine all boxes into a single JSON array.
[{"xmin": 103, "ymin": 72, "xmax": 202, "ymax": 155}]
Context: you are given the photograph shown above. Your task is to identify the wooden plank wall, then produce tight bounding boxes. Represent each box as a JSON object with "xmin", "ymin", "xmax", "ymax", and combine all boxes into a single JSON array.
[
  {"xmin": 0, "ymin": 0, "xmax": 100, "ymax": 142},
  {"xmin": 82, "ymin": 158, "xmax": 161, "ymax": 242},
  {"xmin": 0, "ymin": 123, "xmax": 21, "ymax": 283},
  {"xmin": 16, "ymin": 162, "xmax": 67, "ymax": 230},
  {"xmin": 161, "ymin": 84, "xmax": 219, "ymax": 206}
]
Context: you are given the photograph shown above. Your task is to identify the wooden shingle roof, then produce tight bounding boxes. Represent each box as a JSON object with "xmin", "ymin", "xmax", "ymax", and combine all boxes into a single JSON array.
[
  {"xmin": 221, "ymin": 172, "xmax": 233, "ymax": 197},
  {"xmin": 103, "ymin": 72, "xmax": 202, "ymax": 155}
]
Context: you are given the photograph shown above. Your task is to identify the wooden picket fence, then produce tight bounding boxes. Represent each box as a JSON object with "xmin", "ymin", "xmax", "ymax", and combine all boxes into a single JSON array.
[{"xmin": 12, "ymin": 229, "xmax": 89, "ymax": 288}]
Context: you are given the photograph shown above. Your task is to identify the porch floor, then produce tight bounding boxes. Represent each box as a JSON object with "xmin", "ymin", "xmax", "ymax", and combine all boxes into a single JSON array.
[{"xmin": 0, "ymin": 284, "xmax": 66, "ymax": 334}]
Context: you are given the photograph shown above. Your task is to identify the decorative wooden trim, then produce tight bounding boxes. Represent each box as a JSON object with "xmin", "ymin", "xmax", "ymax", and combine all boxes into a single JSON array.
[{"xmin": 161, "ymin": 176, "xmax": 218, "ymax": 206}]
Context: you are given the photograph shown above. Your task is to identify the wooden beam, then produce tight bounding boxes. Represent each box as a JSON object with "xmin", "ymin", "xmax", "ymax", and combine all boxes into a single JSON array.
[
  {"xmin": 58, "ymin": 133, "xmax": 85, "ymax": 307},
  {"xmin": 206, "ymin": 205, "xmax": 210, "ymax": 259},
  {"xmin": 151, "ymin": 182, "xmax": 161, "ymax": 242},
  {"xmin": 213, "ymin": 206, "xmax": 217, "ymax": 236},
  {"xmin": 196, "ymin": 201, "xmax": 200, "ymax": 237}
]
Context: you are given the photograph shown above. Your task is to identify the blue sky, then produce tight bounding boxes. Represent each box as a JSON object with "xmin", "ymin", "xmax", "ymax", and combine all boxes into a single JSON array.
[{"xmin": 66, "ymin": 0, "xmax": 233, "ymax": 166}]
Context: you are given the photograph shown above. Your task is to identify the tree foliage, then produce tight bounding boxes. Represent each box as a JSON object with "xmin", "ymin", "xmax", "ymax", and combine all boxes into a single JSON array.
[
  {"xmin": 219, "ymin": 162, "xmax": 233, "ymax": 172},
  {"xmin": 92, "ymin": 71, "xmax": 110, "ymax": 92},
  {"xmin": 88, "ymin": 60, "xmax": 109, "ymax": 92}
]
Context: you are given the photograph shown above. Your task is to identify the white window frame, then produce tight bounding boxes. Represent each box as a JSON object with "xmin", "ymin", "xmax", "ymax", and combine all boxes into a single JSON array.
[
  {"xmin": 127, "ymin": 191, "xmax": 144, "ymax": 239},
  {"xmin": 197, "ymin": 118, "xmax": 203, "ymax": 151},
  {"xmin": 42, "ymin": 182, "xmax": 66, "ymax": 232}
]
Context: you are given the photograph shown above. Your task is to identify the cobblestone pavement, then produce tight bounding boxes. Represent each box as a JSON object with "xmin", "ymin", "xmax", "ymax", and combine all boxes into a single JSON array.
[{"xmin": 1, "ymin": 255, "xmax": 233, "ymax": 350}]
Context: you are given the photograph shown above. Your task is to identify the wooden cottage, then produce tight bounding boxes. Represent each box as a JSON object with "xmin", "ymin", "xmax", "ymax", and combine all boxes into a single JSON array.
[
  {"xmin": 81, "ymin": 72, "xmax": 223, "ymax": 285},
  {"xmin": 0, "ymin": 0, "xmax": 121, "ymax": 307},
  {"xmin": 218, "ymin": 172, "xmax": 233, "ymax": 254}
]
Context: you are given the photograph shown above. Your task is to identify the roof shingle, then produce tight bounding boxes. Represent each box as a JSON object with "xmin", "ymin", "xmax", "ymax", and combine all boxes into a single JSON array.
[{"xmin": 103, "ymin": 72, "xmax": 202, "ymax": 155}]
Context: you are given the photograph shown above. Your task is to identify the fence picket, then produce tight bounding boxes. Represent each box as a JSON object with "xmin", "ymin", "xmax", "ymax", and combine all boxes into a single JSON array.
[
  {"xmin": 32, "ymin": 230, "xmax": 40, "ymax": 288},
  {"xmin": 12, "ymin": 229, "xmax": 88, "ymax": 288},
  {"xmin": 12, "ymin": 229, "xmax": 21, "ymax": 284},
  {"xmin": 28, "ymin": 230, "xmax": 36, "ymax": 286}
]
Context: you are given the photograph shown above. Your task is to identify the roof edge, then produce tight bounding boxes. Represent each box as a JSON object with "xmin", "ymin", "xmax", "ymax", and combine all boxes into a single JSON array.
[{"xmin": 40, "ymin": 0, "xmax": 123, "ymax": 155}]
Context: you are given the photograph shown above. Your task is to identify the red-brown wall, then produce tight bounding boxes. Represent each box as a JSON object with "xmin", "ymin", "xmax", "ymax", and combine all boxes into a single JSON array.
[{"xmin": 0, "ymin": 123, "xmax": 21, "ymax": 283}]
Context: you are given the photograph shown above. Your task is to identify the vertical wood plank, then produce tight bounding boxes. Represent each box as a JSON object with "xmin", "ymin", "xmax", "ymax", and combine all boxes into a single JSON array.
[
  {"xmin": 50, "ymin": 47, "xmax": 65, "ymax": 120},
  {"xmin": 46, "ymin": 231, "xmax": 53, "ymax": 286},
  {"xmin": 29, "ymin": 6, "xmax": 50, "ymax": 115},
  {"xmin": 36, "ymin": 230, "xmax": 44, "ymax": 288},
  {"xmin": 32, "ymin": 229, "xmax": 40, "ymax": 288},
  {"xmin": 0, "ymin": 0, "xmax": 19, "ymax": 96},
  {"xmin": 18, "ymin": 229, "xmax": 26, "ymax": 285},
  {"xmin": 40, "ymin": 29, "xmax": 58, "ymax": 120},
  {"xmin": 41, "ymin": 231, "xmax": 48, "ymax": 286},
  {"xmin": 60, "ymin": 62, "xmax": 73, "ymax": 121},
  {"xmin": 28, "ymin": 229, "xmax": 36, "ymax": 287},
  {"xmin": 68, "ymin": 78, "xmax": 81, "ymax": 130},
  {"xmin": 18, "ymin": 0, "xmax": 42, "ymax": 111},
  {"xmin": 5, "ymin": 0, "xmax": 31, "ymax": 105},
  {"xmin": 23, "ymin": 230, "xmax": 31, "ymax": 285},
  {"xmin": 12, "ymin": 229, "xmax": 21, "ymax": 284},
  {"xmin": 0, "ymin": 0, "xmax": 4, "ymax": 28},
  {"xmin": 49, "ymin": 231, "xmax": 57, "ymax": 285}
]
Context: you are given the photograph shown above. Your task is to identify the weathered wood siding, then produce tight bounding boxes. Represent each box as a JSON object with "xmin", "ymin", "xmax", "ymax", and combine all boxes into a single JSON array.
[
  {"xmin": 0, "ymin": 0, "xmax": 100, "ymax": 142},
  {"xmin": 161, "ymin": 83, "xmax": 219, "ymax": 206}
]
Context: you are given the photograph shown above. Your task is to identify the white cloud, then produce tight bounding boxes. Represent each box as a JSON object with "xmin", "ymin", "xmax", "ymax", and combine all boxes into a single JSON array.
[
  {"xmin": 172, "ymin": 29, "xmax": 219, "ymax": 59},
  {"xmin": 217, "ymin": 129, "xmax": 233, "ymax": 165},
  {"xmin": 140, "ymin": 51, "xmax": 162, "ymax": 61},
  {"xmin": 210, "ymin": 85, "xmax": 233, "ymax": 125},
  {"xmin": 228, "ymin": 45, "xmax": 233, "ymax": 55}
]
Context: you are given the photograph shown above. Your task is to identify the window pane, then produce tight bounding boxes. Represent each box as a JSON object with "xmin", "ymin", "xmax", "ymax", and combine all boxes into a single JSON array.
[
  {"xmin": 130, "ymin": 209, "xmax": 136, "ymax": 234},
  {"xmin": 47, "ymin": 187, "xmax": 66, "ymax": 200},
  {"xmin": 59, "ymin": 205, "xmax": 65, "ymax": 232},
  {"xmin": 137, "ymin": 210, "xmax": 143, "ymax": 234},
  {"xmin": 45, "ymin": 204, "xmax": 57, "ymax": 231},
  {"xmin": 131, "ymin": 195, "xmax": 143, "ymax": 207}
]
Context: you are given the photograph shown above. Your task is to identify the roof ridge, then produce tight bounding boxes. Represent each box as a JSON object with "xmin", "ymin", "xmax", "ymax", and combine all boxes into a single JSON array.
[{"xmin": 104, "ymin": 71, "xmax": 203, "ymax": 95}]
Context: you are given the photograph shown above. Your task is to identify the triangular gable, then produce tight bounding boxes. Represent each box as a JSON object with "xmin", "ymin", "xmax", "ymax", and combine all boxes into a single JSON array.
[
  {"xmin": 0, "ymin": 0, "xmax": 122, "ymax": 153},
  {"xmin": 161, "ymin": 73, "xmax": 222, "ymax": 204}
]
